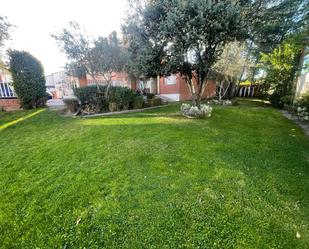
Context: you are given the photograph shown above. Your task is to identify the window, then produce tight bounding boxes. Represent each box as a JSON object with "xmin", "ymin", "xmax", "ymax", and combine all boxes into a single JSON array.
[{"xmin": 165, "ymin": 75, "xmax": 176, "ymax": 85}]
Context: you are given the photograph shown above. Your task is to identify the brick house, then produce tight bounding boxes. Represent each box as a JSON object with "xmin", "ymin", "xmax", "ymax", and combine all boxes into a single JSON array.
[
  {"xmin": 138, "ymin": 74, "xmax": 216, "ymax": 101},
  {"xmin": 78, "ymin": 72, "xmax": 216, "ymax": 101},
  {"xmin": 0, "ymin": 68, "xmax": 20, "ymax": 111}
]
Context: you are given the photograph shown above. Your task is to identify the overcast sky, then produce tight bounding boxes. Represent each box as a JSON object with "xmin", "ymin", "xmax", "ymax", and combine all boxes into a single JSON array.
[{"xmin": 2, "ymin": 0, "xmax": 128, "ymax": 75}]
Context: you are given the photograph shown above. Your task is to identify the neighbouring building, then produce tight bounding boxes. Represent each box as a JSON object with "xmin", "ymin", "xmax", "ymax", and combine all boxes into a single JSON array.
[
  {"xmin": 78, "ymin": 72, "xmax": 134, "ymax": 89},
  {"xmin": 45, "ymin": 71, "xmax": 80, "ymax": 98},
  {"xmin": 0, "ymin": 68, "xmax": 20, "ymax": 111}
]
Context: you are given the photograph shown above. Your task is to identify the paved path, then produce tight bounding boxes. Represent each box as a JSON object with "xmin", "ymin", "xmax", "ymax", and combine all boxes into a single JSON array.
[{"xmin": 46, "ymin": 99, "xmax": 65, "ymax": 110}]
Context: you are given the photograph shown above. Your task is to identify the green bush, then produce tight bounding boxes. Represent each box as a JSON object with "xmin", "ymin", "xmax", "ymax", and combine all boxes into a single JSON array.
[
  {"xmin": 295, "ymin": 91, "xmax": 309, "ymax": 110},
  {"xmin": 74, "ymin": 85, "xmax": 107, "ymax": 112},
  {"xmin": 74, "ymin": 85, "xmax": 137, "ymax": 113},
  {"xmin": 146, "ymin": 93, "xmax": 155, "ymax": 99},
  {"xmin": 280, "ymin": 95, "xmax": 294, "ymax": 106},
  {"xmin": 8, "ymin": 50, "xmax": 47, "ymax": 109},
  {"xmin": 132, "ymin": 96, "xmax": 144, "ymax": 109},
  {"xmin": 148, "ymin": 98, "xmax": 162, "ymax": 107},
  {"xmin": 270, "ymin": 90, "xmax": 284, "ymax": 108}
]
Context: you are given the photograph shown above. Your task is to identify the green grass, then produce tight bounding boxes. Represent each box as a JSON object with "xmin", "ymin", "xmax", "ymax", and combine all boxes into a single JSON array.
[{"xmin": 0, "ymin": 100, "xmax": 309, "ymax": 248}]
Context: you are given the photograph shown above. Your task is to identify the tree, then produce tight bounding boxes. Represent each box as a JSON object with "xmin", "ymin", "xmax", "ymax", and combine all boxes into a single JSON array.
[
  {"xmin": 8, "ymin": 50, "xmax": 47, "ymax": 109},
  {"xmin": 0, "ymin": 15, "xmax": 12, "ymax": 50},
  {"xmin": 124, "ymin": 0, "xmax": 248, "ymax": 106},
  {"xmin": 237, "ymin": 0, "xmax": 308, "ymax": 83},
  {"xmin": 260, "ymin": 41, "xmax": 301, "ymax": 107},
  {"xmin": 93, "ymin": 31, "xmax": 128, "ymax": 98},
  {"xmin": 213, "ymin": 41, "xmax": 252, "ymax": 99},
  {"xmin": 53, "ymin": 22, "xmax": 127, "ymax": 98},
  {"xmin": 52, "ymin": 22, "xmax": 98, "ymax": 88}
]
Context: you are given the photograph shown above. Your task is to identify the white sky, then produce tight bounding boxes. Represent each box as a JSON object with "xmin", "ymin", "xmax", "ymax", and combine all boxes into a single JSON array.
[{"xmin": 1, "ymin": 0, "xmax": 128, "ymax": 75}]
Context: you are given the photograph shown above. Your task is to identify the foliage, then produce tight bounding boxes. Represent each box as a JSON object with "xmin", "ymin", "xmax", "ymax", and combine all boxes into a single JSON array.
[
  {"xmin": 8, "ymin": 50, "xmax": 47, "ymax": 109},
  {"xmin": 1, "ymin": 102, "xmax": 309, "ymax": 248},
  {"xmin": 0, "ymin": 15, "xmax": 12, "ymax": 51},
  {"xmin": 53, "ymin": 22, "xmax": 127, "ymax": 97},
  {"xmin": 214, "ymin": 41, "xmax": 250, "ymax": 80},
  {"xmin": 123, "ymin": 0, "xmax": 248, "ymax": 106},
  {"xmin": 260, "ymin": 41, "xmax": 301, "ymax": 107},
  {"xmin": 296, "ymin": 91, "xmax": 309, "ymax": 110},
  {"xmin": 240, "ymin": 0, "xmax": 308, "ymax": 53},
  {"xmin": 180, "ymin": 103, "xmax": 212, "ymax": 118},
  {"xmin": 132, "ymin": 95, "xmax": 144, "ymax": 109},
  {"xmin": 73, "ymin": 85, "xmax": 137, "ymax": 113},
  {"xmin": 147, "ymin": 98, "xmax": 161, "ymax": 107},
  {"xmin": 146, "ymin": 93, "xmax": 155, "ymax": 100}
]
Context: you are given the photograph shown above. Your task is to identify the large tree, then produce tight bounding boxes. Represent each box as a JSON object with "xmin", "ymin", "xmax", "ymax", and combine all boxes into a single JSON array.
[
  {"xmin": 53, "ymin": 22, "xmax": 127, "ymax": 97},
  {"xmin": 124, "ymin": 0, "xmax": 248, "ymax": 106},
  {"xmin": 8, "ymin": 50, "xmax": 46, "ymax": 109}
]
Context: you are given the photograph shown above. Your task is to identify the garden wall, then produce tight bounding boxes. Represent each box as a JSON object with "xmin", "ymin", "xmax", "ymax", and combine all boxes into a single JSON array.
[{"xmin": 0, "ymin": 98, "xmax": 20, "ymax": 111}]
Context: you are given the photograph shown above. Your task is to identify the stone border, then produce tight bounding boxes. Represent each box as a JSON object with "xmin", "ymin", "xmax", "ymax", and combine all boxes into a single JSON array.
[
  {"xmin": 280, "ymin": 110, "xmax": 309, "ymax": 137},
  {"xmin": 80, "ymin": 104, "xmax": 169, "ymax": 118}
]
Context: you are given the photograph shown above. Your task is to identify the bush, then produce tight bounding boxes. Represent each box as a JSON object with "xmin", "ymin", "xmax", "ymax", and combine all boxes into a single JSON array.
[
  {"xmin": 148, "ymin": 98, "xmax": 162, "ymax": 107},
  {"xmin": 146, "ymin": 93, "xmax": 155, "ymax": 99},
  {"xmin": 74, "ymin": 85, "xmax": 107, "ymax": 112},
  {"xmin": 8, "ymin": 50, "xmax": 47, "ymax": 109},
  {"xmin": 270, "ymin": 91, "xmax": 284, "ymax": 108},
  {"xmin": 281, "ymin": 95, "xmax": 294, "ymax": 106},
  {"xmin": 295, "ymin": 91, "xmax": 309, "ymax": 110},
  {"xmin": 294, "ymin": 91, "xmax": 309, "ymax": 122},
  {"xmin": 132, "ymin": 96, "xmax": 144, "ymax": 109},
  {"xmin": 74, "ymin": 85, "xmax": 137, "ymax": 113},
  {"xmin": 180, "ymin": 103, "xmax": 212, "ymax": 118}
]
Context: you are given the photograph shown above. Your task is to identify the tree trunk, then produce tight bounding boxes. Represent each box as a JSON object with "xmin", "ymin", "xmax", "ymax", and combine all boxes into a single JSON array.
[{"xmin": 185, "ymin": 76, "xmax": 197, "ymax": 106}]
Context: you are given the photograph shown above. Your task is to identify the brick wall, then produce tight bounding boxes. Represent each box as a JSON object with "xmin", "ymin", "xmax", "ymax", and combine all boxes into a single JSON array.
[
  {"xmin": 0, "ymin": 98, "xmax": 20, "ymax": 111},
  {"xmin": 159, "ymin": 74, "xmax": 216, "ymax": 101}
]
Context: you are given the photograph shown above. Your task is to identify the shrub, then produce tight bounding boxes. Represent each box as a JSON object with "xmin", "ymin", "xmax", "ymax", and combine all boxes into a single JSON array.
[
  {"xmin": 295, "ymin": 91, "xmax": 309, "ymax": 110},
  {"xmin": 132, "ymin": 96, "xmax": 144, "ymax": 109},
  {"xmin": 74, "ymin": 85, "xmax": 107, "ymax": 112},
  {"xmin": 281, "ymin": 95, "xmax": 294, "ymax": 106},
  {"xmin": 146, "ymin": 93, "xmax": 155, "ymax": 99},
  {"xmin": 148, "ymin": 98, "xmax": 162, "ymax": 107},
  {"xmin": 109, "ymin": 86, "xmax": 135, "ymax": 110},
  {"xmin": 270, "ymin": 91, "xmax": 284, "ymax": 108},
  {"xmin": 8, "ymin": 50, "xmax": 47, "ymax": 109},
  {"xmin": 180, "ymin": 103, "xmax": 212, "ymax": 118},
  {"xmin": 74, "ymin": 85, "xmax": 137, "ymax": 113},
  {"xmin": 63, "ymin": 97, "xmax": 79, "ymax": 113},
  {"xmin": 294, "ymin": 91, "xmax": 309, "ymax": 122}
]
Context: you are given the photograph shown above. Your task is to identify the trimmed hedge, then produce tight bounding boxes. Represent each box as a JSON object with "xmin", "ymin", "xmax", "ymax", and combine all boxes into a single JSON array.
[
  {"xmin": 8, "ymin": 50, "xmax": 47, "ymax": 109},
  {"xmin": 74, "ymin": 85, "xmax": 139, "ymax": 113}
]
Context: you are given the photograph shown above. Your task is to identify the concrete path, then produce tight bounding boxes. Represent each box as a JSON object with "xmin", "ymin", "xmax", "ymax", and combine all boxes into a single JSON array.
[{"xmin": 46, "ymin": 99, "xmax": 65, "ymax": 110}]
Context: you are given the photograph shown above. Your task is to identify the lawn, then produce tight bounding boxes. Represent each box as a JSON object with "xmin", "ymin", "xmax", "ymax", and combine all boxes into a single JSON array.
[{"xmin": 0, "ymin": 99, "xmax": 309, "ymax": 248}]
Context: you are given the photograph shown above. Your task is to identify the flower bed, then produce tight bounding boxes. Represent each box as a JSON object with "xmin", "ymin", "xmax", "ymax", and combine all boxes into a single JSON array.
[{"xmin": 180, "ymin": 103, "xmax": 212, "ymax": 118}]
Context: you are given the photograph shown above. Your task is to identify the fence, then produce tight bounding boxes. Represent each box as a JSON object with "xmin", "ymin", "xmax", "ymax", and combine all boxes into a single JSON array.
[
  {"xmin": 237, "ymin": 85, "xmax": 255, "ymax": 97},
  {"xmin": 0, "ymin": 82, "xmax": 16, "ymax": 98}
]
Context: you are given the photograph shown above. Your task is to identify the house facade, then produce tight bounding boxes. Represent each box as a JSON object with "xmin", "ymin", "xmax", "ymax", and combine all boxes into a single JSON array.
[
  {"xmin": 45, "ymin": 71, "xmax": 80, "ymax": 98},
  {"xmin": 138, "ymin": 74, "xmax": 216, "ymax": 101},
  {"xmin": 0, "ymin": 68, "xmax": 20, "ymax": 111}
]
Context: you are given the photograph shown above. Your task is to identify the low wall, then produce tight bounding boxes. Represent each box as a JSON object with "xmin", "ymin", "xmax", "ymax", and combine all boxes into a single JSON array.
[{"xmin": 0, "ymin": 98, "xmax": 20, "ymax": 111}]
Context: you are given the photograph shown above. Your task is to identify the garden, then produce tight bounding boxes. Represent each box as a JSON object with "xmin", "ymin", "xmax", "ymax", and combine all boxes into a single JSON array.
[{"xmin": 0, "ymin": 99, "xmax": 309, "ymax": 248}]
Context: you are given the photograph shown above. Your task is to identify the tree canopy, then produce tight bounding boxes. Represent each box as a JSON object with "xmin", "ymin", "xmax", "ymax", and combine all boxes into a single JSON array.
[
  {"xmin": 53, "ymin": 22, "xmax": 127, "ymax": 97},
  {"xmin": 123, "ymin": 0, "xmax": 248, "ymax": 105}
]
